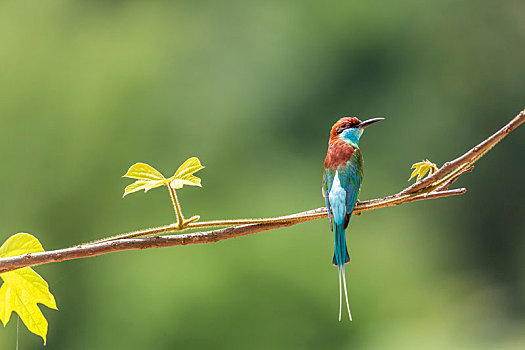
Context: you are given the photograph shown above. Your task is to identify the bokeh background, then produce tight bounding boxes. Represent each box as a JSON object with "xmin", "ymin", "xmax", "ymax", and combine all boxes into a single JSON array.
[{"xmin": 1, "ymin": 0, "xmax": 524, "ymax": 349}]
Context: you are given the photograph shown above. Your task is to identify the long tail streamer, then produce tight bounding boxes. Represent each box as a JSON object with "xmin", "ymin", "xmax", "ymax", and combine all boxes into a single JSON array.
[{"xmin": 338, "ymin": 265, "xmax": 352, "ymax": 321}]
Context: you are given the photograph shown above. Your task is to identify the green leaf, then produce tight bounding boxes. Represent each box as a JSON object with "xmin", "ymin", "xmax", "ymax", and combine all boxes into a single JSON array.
[
  {"xmin": 122, "ymin": 163, "xmax": 169, "ymax": 197},
  {"xmin": 0, "ymin": 233, "xmax": 57, "ymax": 344},
  {"xmin": 123, "ymin": 163, "xmax": 165, "ymax": 181},
  {"xmin": 409, "ymin": 159, "xmax": 438, "ymax": 182},
  {"xmin": 173, "ymin": 157, "xmax": 205, "ymax": 180},
  {"xmin": 0, "ymin": 233, "xmax": 44, "ymax": 258},
  {"xmin": 122, "ymin": 158, "xmax": 205, "ymax": 196},
  {"xmin": 170, "ymin": 178, "xmax": 201, "ymax": 189},
  {"xmin": 170, "ymin": 157, "xmax": 204, "ymax": 189}
]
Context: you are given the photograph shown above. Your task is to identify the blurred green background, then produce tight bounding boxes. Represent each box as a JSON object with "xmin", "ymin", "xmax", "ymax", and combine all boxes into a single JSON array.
[{"xmin": 1, "ymin": 0, "xmax": 524, "ymax": 349}]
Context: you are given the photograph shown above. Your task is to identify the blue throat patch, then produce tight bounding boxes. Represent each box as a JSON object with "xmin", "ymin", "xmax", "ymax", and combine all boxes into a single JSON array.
[{"xmin": 339, "ymin": 128, "xmax": 363, "ymax": 147}]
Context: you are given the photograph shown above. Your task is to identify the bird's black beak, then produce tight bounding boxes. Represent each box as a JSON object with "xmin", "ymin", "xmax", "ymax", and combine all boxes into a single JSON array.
[{"xmin": 358, "ymin": 117, "xmax": 384, "ymax": 129}]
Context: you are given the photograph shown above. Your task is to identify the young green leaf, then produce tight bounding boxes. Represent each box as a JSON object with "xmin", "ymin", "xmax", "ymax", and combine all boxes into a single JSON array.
[
  {"xmin": 409, "ymin": 159, "xmax": 438, "ymax": 182},
  {"xmin": 0, "ymin": 233, "xmax": 57, "ymax": 344},
  {"xmin": 123, "ymin": 162, "xmax": 165, "ymax": 181},
  {"xmin": 170, "ymin": 157, "xmax": 204, "ymax": 189},
  {"xmin": 173, "ymin": 157, "xmax": 205, "ymax": 180},
  {"xmin": 122, "ymin": 163, "xmax": 170, "ymax": 197},
  {"xmin": 122, "ymin": 158, "xmax": 205, "ymax": 196}
]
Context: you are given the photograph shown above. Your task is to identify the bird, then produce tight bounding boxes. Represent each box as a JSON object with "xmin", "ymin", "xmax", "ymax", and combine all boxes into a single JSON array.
[{"xmin": 322, "ymin": 116, "xmax": 383, "ymax": 321}]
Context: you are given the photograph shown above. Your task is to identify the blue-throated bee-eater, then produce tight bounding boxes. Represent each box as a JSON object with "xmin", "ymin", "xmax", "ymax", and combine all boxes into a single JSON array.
[{"xmin": 322, "ymin": 116, "xmax": 383, "ymax": 321}]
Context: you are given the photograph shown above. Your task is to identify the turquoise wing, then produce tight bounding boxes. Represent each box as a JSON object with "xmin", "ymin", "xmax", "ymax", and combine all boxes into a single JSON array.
[
  {"xmin": 322, "ymin": 167, "xmax": 336, "ymax": 231},
  {"xmin": 338, "ymin": 149, "xmax": 363, "ymax": 228}
]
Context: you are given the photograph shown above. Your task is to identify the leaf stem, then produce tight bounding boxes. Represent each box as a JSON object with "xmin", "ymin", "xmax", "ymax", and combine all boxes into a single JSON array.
[{"xmin": 167, "ymin": 184, "xmax": 185, "ymax": 227}]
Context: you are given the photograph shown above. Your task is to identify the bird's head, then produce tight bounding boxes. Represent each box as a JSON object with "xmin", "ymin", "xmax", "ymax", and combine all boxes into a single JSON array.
[{"xmin": 330, "ymin": 116, "xmax": 384, "ymax": 145}]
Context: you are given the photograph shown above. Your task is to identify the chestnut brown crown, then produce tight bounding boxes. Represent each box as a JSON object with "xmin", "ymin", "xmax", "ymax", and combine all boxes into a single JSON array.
[{"xmin": 329, "ymin": 117, "xmax": 362, "ymax": 140}]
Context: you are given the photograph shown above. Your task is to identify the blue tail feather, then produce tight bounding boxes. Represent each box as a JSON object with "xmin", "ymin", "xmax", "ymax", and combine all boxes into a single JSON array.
[{"xmin": 332, "ymin": 225, "xmax": 350, "ymax": 266}]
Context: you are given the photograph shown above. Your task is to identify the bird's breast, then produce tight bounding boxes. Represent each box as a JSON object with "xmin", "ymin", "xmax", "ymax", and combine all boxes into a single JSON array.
[{"xmin": 324, "ymin": 139, "xmax": 355, "ymax": 169}]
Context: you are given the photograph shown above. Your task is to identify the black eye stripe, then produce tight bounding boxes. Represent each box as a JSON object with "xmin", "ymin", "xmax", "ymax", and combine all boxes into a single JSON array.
[{"xmin": 336, "ymin": 121, "xmax": 358, "ymax": 134}]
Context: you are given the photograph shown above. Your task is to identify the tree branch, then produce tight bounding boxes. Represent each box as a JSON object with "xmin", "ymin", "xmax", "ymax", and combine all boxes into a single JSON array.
[
  {"xmin": 0, "ymin": 109, "xmax": 523, "ymax": 274},
  {"xmin": 0, "ymin": 188, "xmax": 465, "ymax": 274},
  {"xmin": 400, "ymin": 109, "xmax": 525, "ymax": 195}
]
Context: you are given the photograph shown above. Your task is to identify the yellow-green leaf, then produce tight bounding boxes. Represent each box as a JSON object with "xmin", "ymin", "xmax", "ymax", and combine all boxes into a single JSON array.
[
  {"xmin": 122, "ymin": 163, "xmax": 169, "ymax": 197},
  {"xmin": 170, "ymin": 157, "xmax": 204, "ymax": 189},
  {"xmin": 170, "ymin": 178, "xmax": 201, "ymax": 189},
  {"xmin": 173, "ymin": 157, "xmax": 205, "ymax": 180},
  {"xmin": 122, "ymin": 158, "xmax": 204, "ymax": 196},
  {"xmin": 0, "ymin": 233, "xmax": 57, "ymax": 344},
  {"xmin": 0, "ymin": 233, "xmax": 44, "ymax": 258},
  {"xmin": 123, "ymin": 180, "xmax": 149, "ymax": 197},
  {"xmin": 123, "ymin": 163, "xmax": 165, "ymax": 181},
  {"xmin": 409, "ymin": 159, "xmax": 438, "ymax": 182}
]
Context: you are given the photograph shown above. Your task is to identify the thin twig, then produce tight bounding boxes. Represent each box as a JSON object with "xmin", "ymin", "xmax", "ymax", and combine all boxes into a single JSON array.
[{"xmin": 0, "ymin": 109, "xmax": 523, "ymax": 274}]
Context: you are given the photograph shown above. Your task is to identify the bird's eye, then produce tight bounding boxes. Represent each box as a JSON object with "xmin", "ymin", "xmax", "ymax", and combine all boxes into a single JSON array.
[{"xmin": 345, "ymin": 123, "xmax": 352, "ymax": 128}]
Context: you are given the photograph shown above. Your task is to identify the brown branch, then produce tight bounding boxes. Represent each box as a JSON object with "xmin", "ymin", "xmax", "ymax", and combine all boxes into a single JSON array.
[
  {"xmin": 0, "ymin": 109, "xmax": 523, "ymax": 274},
  {"xmin": 400, "ymin": 109, "xmax": 525, "ymax": 195},
  {"xmin": 0, "ymin": 188, "xmax": 465, "ymax": 274}
]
